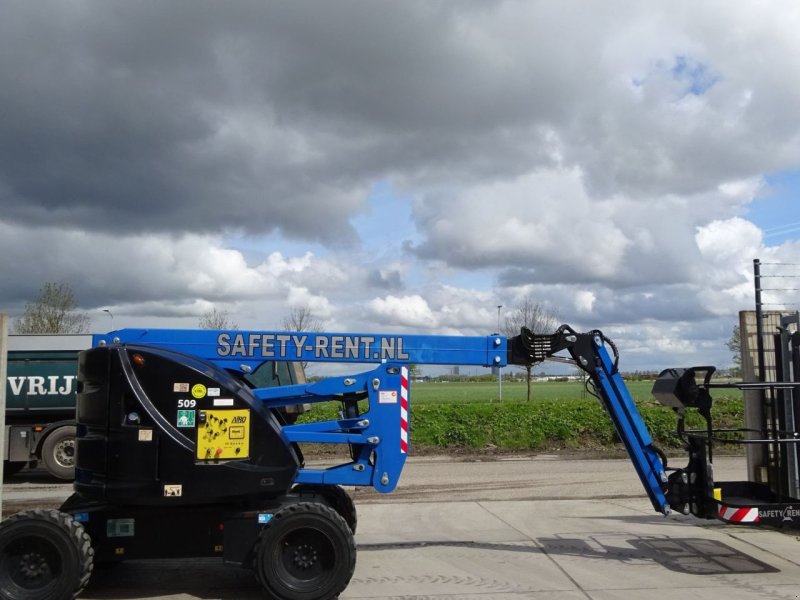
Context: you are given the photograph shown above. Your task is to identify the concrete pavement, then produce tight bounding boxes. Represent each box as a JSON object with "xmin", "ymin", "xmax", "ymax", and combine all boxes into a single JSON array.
[
  {"xmin": 82, "ymin": 495, "xmax": 800, "ymax": 599},
  {"xmin": 5, "ymin": 456, "xmax": 799, "ymax": 599}
]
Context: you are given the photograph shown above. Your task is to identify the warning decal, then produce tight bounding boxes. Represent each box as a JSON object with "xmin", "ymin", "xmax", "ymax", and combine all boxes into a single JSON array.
[
  {"xmin": 197, "ymin": 409, "xmax": 251, "ymax": 461},
  {"xmin": 164, "ymin": 484, "xmax": 182, "ymax": 497},
  {"xmin": 177, "ymin": 410, "xmax": 195, "ymax": 428}
]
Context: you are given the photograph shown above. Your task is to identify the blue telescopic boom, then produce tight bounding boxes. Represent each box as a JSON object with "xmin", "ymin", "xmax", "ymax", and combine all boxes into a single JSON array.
[
  {"xmin": 93, "ymin": 325, "xmax": 669, "ymax": 513},
  {"xmin": 508, "ymin": 326, "xmax": 670, "ymax": 514},
  {"xmin": 94, "ymin": 329, "xmax": 507, "ymax": 371},
  {"xmin": 584, "ymin": 337, "xmax": 669, "ymax": 514}
]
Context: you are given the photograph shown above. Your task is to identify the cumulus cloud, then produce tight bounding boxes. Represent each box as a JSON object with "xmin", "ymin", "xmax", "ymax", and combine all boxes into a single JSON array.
[
  {"xmin": 367, "ymin": 295, "xmax": 438, "ymax": 329},
  {"xmin": 4, "ymin": 2, "xmax": 799, "ymax": 241},
  {"xmin": 3, "ymin": 1, "xmax": 800, "ymax": 369},
  {"xmin": 574, "ymin": 291, "xmax": 596, "ymax": 315},
  {"xmin": 412, "ymin": 169, "xmax": 769, "ymax": 289},
  {"xmin": 285, "ymin": 287, "xmax": 334, "ymax": 320},
  {"xmin": 0, "ymin": 223, "xmax": 345, "ymax": 316}
]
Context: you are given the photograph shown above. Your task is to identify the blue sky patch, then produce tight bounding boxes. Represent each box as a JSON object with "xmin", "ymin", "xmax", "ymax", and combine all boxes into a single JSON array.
[
  {"xmin": 750, "ymin": 170, "xmax": 800, "ymax": 244},
  {"xmin": 670, "ymin": 55, "xmax": 719, "ymax": 96},
  {"xmin": 350, "ymin": 180, "xmax": 419, "ymax": 250},
  {"xmin": 632, "ymin": 55, "xmax": 720, "ymax": 98}
]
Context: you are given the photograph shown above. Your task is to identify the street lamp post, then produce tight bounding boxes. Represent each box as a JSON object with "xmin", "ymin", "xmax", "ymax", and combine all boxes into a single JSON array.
[
  {"xmin": 103, "ymin": 309, "xmax": 114, "ymax": 331},
  {"xmin": 497, "ymin": 304, "xmax": 502, "ymax": 401}
]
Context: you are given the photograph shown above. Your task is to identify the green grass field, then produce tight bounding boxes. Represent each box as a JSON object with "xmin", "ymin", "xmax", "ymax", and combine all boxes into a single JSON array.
[
  {"xmin": 298, "ymin": 378, "xmax": 745, "ymax": 451},
  {"xmin": 411, "ymin": 381, "xmax": 636, "ymax": 404},
  {"xmin": 408, "ymin": 379, "xmax": 738, "ymax": 404}
]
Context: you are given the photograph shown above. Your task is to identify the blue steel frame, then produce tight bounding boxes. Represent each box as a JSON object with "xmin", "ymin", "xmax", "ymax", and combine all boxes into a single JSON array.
[
  {"xmin": 93, "ymin": 329, "xmax": 505, "ymax": 494},
  {"xmin": 93, "ymin": 329, "xmax": 507, "ymax": 371},
  {"xmin": 587, "ymin": 337, "xmax": 669, "ymax": 514},
  {"xmin": 92, "ymin": 328, "xmax": 668, "ymax": 511},
  {"xmin": 254, "ymin": 363, "xmax": 410, "ymax": 492}
]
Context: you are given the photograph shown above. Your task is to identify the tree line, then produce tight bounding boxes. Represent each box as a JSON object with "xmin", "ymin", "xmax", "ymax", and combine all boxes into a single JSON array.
[
  {"xmin": 11, "ymin": 282, "xmax": 322, "ymax": 339},
  {"xmin": 10, "ymin": 283, "xmax": 742, "ymax": 385}
]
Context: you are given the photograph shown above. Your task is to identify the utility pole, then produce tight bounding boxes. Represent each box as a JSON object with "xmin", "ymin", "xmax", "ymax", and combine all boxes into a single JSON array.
[
  {"xmin": 103, "ymin": 308, "xmax": 114, "ymax": 331},
  {"xmin": 497, "ymin": 305, "xmax": 502, "ymax": 401}
]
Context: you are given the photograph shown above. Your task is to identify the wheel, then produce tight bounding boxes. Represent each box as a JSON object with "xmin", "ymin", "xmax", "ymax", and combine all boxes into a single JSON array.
[
  {"xmin": 292, "ymin": 484, "xmax": 357, "ymax": 534},
  {"xmin": 41, "ymin": 427, "xmax": 76, "ymax": 480},
  {"xmin": 3, "ymin": 462, "xmax": 27, "ymax": 478},
  {"xmin": 254, "ymin": 502, "xmax": 355, "ymax": 600},
  {"xmin": 0, "ymin": 509, "xmax": 93, "ymax": 600}
]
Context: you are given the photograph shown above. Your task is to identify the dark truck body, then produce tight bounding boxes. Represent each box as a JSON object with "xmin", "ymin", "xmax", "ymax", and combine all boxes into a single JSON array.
[
  {"xmin": 5, "ymin": 334, "xmax": 308, "ymax": 479},
  {"xmin": 5, "ymin": 335, "xmax": 91, "ymax": 479}
]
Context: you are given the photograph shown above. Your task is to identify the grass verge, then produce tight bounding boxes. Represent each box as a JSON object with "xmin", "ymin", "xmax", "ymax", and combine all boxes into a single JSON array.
[{"xmin": 296, "ymin": 394, "xmax": 744, "ymax": 454}]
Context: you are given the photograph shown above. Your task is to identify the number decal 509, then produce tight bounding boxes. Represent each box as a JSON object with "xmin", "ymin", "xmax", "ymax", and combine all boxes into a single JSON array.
[{"xmin": 178, "ymin": 399, "xmax": 197, "ymax": 408}]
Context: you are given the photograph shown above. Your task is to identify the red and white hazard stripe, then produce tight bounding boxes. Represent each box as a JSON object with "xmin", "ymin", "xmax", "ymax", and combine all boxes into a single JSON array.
[
  {"xmin": 719, "ymin": 505, "xmax": 759, "ymax": 523},
  {"xmin": 400, "ymin": 367, "xmax": 409, "ymax": 454}
]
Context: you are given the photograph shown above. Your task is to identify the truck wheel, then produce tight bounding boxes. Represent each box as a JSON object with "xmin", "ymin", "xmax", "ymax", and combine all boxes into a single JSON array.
[
  {"xmin": 254, "ymin": 502, "xmax": 355, "ymax": 600},
  {"xmin": 292, "ymin": 484, "xmax": 358, "ymax": 534},
  {"xmin": 0, "ymin": 509, "xmax": 93, "ymax": 600},
  {"xmin": 41, "ymin": 427, "xmax": 76, "ymax": 480}
]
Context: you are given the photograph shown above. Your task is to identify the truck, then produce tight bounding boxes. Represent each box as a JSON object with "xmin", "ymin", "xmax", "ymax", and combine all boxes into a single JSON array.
[
  {"xmin": 0, "ymin": 324, "xmax": 797, "ymax": 600},
  {"xmin": 4, "ymin": 335, "xmax": 309, "ymax": 480},
  {"xmin": 4, "ymin": 335, "xmax": 91, "ymax": 480}
]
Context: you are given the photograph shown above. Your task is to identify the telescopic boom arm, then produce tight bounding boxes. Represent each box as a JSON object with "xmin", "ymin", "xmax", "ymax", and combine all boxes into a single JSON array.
[{"xmin": 94, "ymin": 325, "xmax": 669, "ymax": 512}]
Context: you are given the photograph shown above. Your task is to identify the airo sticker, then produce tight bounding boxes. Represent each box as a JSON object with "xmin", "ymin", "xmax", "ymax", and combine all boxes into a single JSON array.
[{"xmin": 191, "ymin": 384, "xmax": 207, "ymax": 399}]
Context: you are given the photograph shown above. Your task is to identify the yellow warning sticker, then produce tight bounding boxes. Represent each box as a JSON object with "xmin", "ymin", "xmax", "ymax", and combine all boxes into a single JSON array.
[
  {"xmin": 197, "ymin": 409, "xmax": 250, "ymax": 461},
  {"xmin": 191, "ymin": 383, "xmax": 207, "ymax": 399}
]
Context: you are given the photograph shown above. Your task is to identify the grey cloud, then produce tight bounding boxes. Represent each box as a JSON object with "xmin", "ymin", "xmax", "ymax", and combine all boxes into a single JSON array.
[
  {"xmin": 585, "ymin": 286, "xmax": 715, "ymax": 324},
  {"xmin": 2, "ymin": 0, "xmax": 799, "ymax": 371},
  {"xmin": 366, "ymin": 268, "xmax": 404, "ymax": 291},
  {"xmin": 10, "ymin": 1, "xmax": 795, "ymax": 248},
  {"xmin": 0, "ymin": 224, "xmax": 345, "ymax": 312},
  {"xmin": 502, "ymin": 282, "xmax": 714, "ymax": 329}
]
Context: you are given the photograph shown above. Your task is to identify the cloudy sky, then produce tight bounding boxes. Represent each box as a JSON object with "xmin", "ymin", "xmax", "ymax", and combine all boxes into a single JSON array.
[{"xmin": 3, "ymin": 0, "xmax": 800, "ymax": 373}]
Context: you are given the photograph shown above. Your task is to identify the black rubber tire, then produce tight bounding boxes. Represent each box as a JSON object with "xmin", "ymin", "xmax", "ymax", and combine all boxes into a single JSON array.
[
  {"xmin": 3, "ymin": 462, "xmax": 27, "ymax": 479},
  {"xmin": 0, "ymin": 509, "xmax": 93, "ymax": 600},
  {"xmin": 41, "ymin": 427, "xmax": 76, "ymax": 481},
  {"xmin": 292, "ymin": 484, "xmax": 357, "ymax": 534},
  {"xmin": 254, "ymin": 502, "xmax": 356, "ymax": 600}
]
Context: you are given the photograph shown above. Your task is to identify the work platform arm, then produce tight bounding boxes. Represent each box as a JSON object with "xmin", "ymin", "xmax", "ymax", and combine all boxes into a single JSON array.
[
  {"xmin": 95, "ymin": 326, "xmax": 670, "ymax": 513},
  {"xmin": 93, "ymin": 328, "xmax": 508, "ymax": 495},
  {"xmin": 507, "ymin": 325, "xmax": 671, "ymax": 515}
]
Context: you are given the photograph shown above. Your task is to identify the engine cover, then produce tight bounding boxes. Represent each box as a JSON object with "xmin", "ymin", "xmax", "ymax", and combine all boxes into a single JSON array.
[{"xmin": 74, "ymin": 345, "xmax": 300, "ymax": 505}]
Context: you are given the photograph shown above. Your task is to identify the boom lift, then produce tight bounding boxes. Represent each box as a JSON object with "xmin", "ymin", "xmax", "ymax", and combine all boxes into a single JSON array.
[{"xmin": 0, "ymin": 324, "xmax": 795, "ymax": 600}]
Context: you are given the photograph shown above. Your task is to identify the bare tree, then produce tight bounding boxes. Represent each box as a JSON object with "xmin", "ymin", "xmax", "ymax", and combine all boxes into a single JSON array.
[
  {"xmin": 281, "ymin": 306, "xmax": 322, "ymax": 333},
  {"xmin": 199, "ymin": 307, "xmax": 238, "ymax": 330},
  {"xmin": 281, "ymin": 306, "xmax": 323, "ymax": 369},
  {"xmin": 503, "ymin": 296, "xmax": 559, "ymax": 401},
  {"xmin": 14, "ymin": 282, "xmax": 90, "ymax": 334}
]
